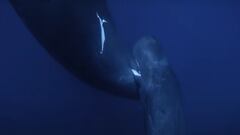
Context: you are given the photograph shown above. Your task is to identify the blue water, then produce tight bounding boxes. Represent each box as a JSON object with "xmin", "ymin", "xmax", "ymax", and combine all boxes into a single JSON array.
[{"xmin": 0, "ymin": 0, "xmax": 240, "ymax": 135}]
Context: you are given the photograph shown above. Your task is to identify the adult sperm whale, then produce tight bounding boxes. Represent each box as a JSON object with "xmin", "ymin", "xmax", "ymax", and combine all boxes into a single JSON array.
[
  {"xmin": 10, "ymin": 0, "xmax": 185, "ymax": 134},
  {"xmin": 10, "ymin": 0, "xmax": 138, "ymax": 99}
]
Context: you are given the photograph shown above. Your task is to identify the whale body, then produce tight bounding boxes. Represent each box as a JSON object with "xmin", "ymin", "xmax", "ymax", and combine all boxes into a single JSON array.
[
  {"xmin": 10, "ymin": 0, "xmax": 138, "ymax": 99},
  {"xmin": 10, "ymin": 0, "xmax": 185, "ymax": 134}
]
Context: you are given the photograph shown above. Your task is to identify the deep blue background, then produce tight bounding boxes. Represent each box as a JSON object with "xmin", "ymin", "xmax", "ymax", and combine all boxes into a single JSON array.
[{"xmin": 0, "ymin": 0, "xmax": 240, "ymax": 135}]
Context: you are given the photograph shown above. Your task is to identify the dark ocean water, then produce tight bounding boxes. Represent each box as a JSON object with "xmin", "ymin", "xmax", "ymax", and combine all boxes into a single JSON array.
[{"xmin": 0, "ymin": 0, "xmax": 240, "ymax": 135}]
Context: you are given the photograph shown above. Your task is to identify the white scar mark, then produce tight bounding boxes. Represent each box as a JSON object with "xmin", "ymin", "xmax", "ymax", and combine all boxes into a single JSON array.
[
  {"xmin": 131, "ymin": 60, "xmax": 142, "ymax": 77},
  {"xmin": 96, "ymin": 12, "xmax": 108, "ymax": 54},
  {"xmin": 131, "ymin": 69, "xmax": 142, "ymax": 77}
]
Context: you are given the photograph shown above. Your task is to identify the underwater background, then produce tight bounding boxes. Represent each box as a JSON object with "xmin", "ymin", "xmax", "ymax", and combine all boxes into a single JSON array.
[{"xmin": 0, "ymin": 0, "xmax": 240, "ymax": 135}]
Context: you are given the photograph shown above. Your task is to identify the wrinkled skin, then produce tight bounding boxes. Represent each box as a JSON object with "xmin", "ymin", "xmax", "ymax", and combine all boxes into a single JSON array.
[
  {"xmin": 133, "ymin": 37, "xmax": 185, "ymax": 135},
  {"xmin": 10, "ymin": 0, "xmax": 185, "ymax": 134}
]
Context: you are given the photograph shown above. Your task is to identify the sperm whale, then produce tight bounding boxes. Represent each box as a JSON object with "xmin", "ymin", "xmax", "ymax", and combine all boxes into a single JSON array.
[{"xmin": 10, "ymin": 0, "xmax": 185, "ymax": 134}]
